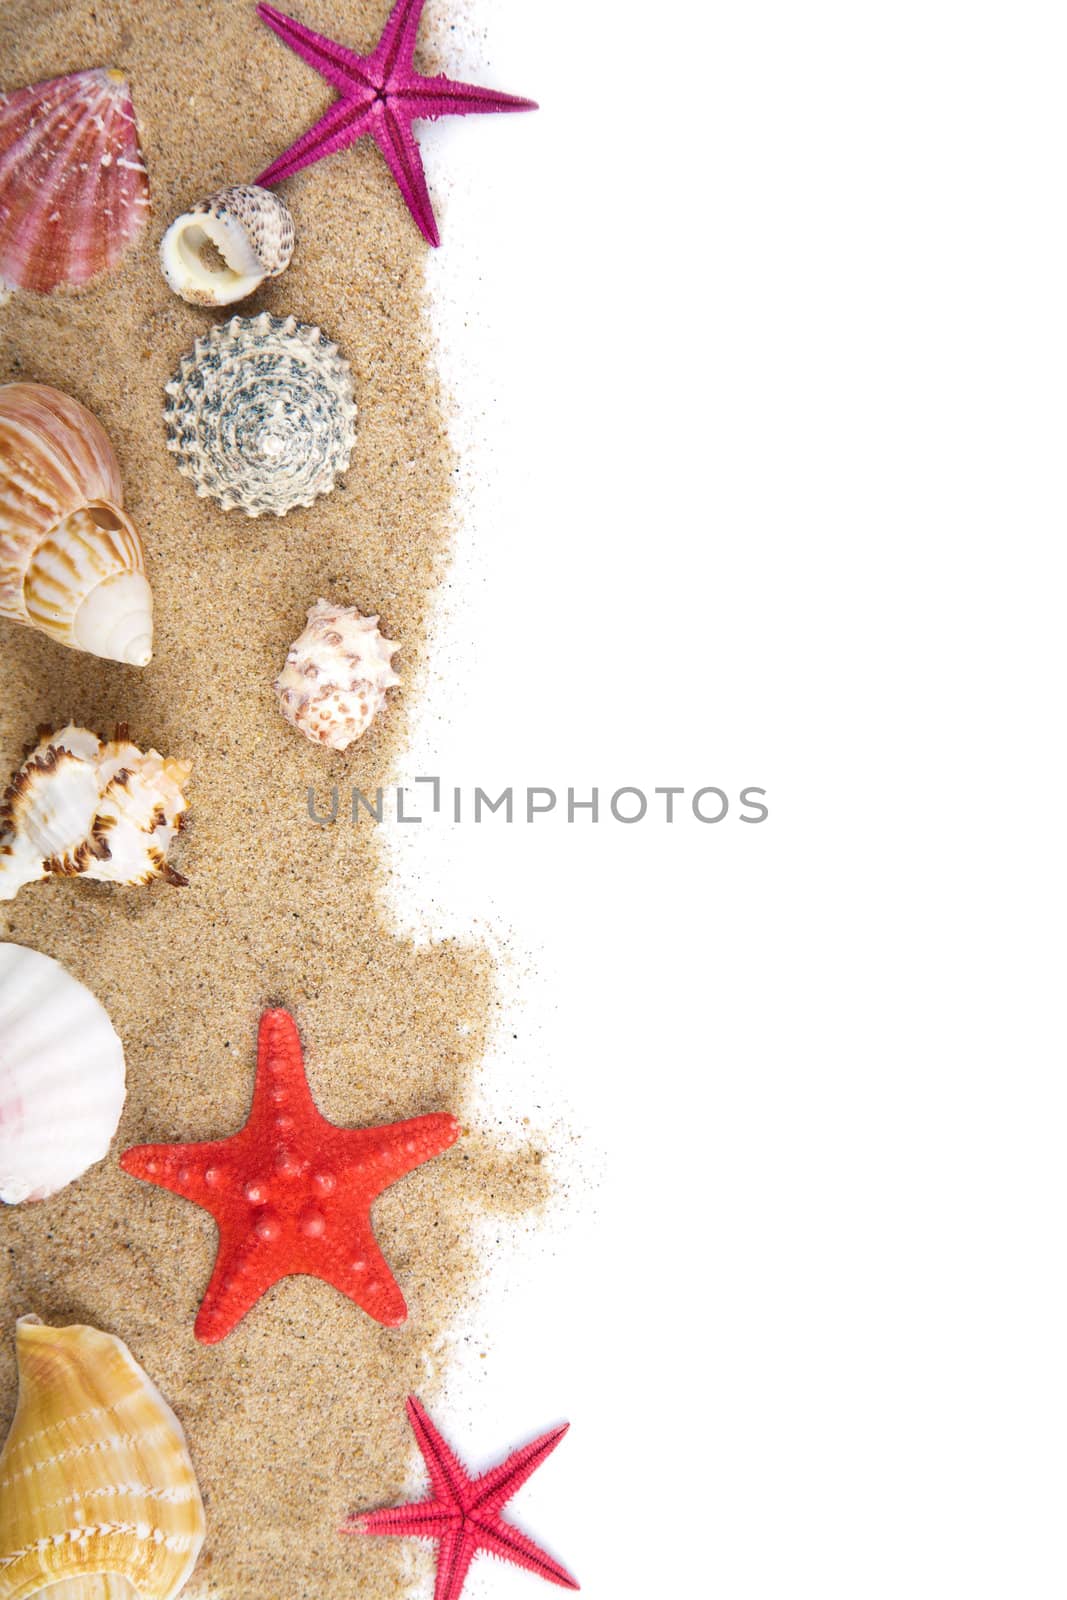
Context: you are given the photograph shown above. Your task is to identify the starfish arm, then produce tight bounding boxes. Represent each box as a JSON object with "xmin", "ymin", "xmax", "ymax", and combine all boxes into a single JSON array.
[
  {"xmin": 193, "ymin": 1225, "xmax": 284, "ymax": 1344},
  {"xmin": 256, "ymin": 3, "xmax": 376, "ymax": 95},
  {"xmin": 400, "ymin": 74, "xmax": 539, "ymax": 121},
  {"xmin": 472, "ymin": 1513, "xmax": 579, "ymax": 1590},
  {"xmin": 345, "ymin": 1111, "xmax": 461, "ymax": 1196},
  {"xmin": 432, "ymin": 1526, "xmax": 480, "ymax": 1600},
  {"xmin": 256, "ymin": 94, "xmax": 378, "ymax": 188},
  {"xmin": 406, "ymin": 1396, "xmax": 475, "ymax": 1507},
  {"xmin": 120, "ymin": 1140, "xmax": 228, "ymax": 1204},
  {"xmin": 318, "ymin": 1215, "xmax": 409, "ymax": 1327},
  {"xmin": 473, "ymin": 1424, "xmax": 571, "ymax": 1514},
  {"xmin": 371, "ymin": 107, "xmax": 441, "ymax": 246},
  {"xmin": 347, "ymin": 1497, "xmax": 455, "ymax": 1540},
  {"xmin": 246, "ymin": 1008, "xmax": 325, "ymax": 1131},
  {"xmin": 370, "ymin": 0, "xmax": 428, "ymax": 81}
]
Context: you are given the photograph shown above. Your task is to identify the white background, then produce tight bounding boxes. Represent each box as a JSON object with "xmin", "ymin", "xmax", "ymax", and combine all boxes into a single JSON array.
[{"xmin": 385, "ymin": 1, "xmax": 1067, "ymax": 1594}]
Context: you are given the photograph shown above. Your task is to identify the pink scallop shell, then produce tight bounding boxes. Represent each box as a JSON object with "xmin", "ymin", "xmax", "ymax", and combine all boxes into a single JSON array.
[{"xmin": 0, "ymin": 67, "xmax": 150, "ymax": 295}]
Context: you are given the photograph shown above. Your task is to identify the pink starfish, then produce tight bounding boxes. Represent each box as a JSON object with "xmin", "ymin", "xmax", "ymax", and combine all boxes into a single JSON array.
[
  {"xmin": 344, "ymin": 1395, "xmax": 579, "ymax": 1599},
  {"xmin": 255, "ymin": 0, "xmax": 537, "ymax": 245}
]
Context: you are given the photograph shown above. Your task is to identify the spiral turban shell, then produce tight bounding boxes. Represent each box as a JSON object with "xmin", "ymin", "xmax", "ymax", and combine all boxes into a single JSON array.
[{"xmin": 163, "ymin": 312, "xmax": 357, "ymax": 517}]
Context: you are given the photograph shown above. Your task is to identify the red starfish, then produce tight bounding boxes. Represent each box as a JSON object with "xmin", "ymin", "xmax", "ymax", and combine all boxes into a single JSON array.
[
  {"xmin": 254, "ymin": 0, "xmax": 537, "ymax": 245},
  {"xmin": 344, "ymin": 1395, "xmax": 579, "ymax": 1599},
  {"xmin": 120, "ymin": 1008, "xmax": 459, "ymax": 1343}
]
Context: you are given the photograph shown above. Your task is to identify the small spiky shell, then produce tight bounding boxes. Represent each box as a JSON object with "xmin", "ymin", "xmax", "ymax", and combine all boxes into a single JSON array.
[
  {"xmin": 0, "ymin": 69, "xmax": 150, "ymax": 297},
  {"xmin": 163, "ymin": 312, "xmax": 356, "ymax": 517},
  {"xmin": 0, "ymin": 384, "xmax": 153, "ymax": 666},
  {"xmin": 160, "ymin": 184, "xmax": 295, "ymax": 306},
  {"xmin": 0, "ymin": 944, "xmax": 125, "ymax": 1205},
  {"xmin": 0, "ymin": 724, "xmax": 190, "ymax": 903},
  {"xmin": 0, "ymin": 1317, "xmax": 205, "ymax": 1600},
  {"xmin": 275, "ymin": 599, "xmax": 400, "ymax": 750}
]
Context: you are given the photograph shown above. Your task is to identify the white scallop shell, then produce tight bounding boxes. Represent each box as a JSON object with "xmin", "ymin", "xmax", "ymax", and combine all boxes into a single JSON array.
[
  {"xmin": 0, "ymin": 724, "xmax": 191, "ymax": 903},
  {"xmin": 163, "ymin": 312, "xmax": 357, "ymax": 517},
  {"xmin": 160, "ymin": 184, "xmax": 295, "ymax": 306},
  {"xmin": 0, "ymin": 944, "xmax": 126, "ymax": 1203},
  {"xmin": 274, "ymin": 599, "xmax": 400, "ymax": 750}
]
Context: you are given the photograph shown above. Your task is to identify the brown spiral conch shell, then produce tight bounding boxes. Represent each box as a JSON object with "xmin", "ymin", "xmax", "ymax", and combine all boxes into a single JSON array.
[
  {"xmin": 0, "ymin": 1316, "xmax": 206, "ymax": 1599},
  {"xmin": 0, "ymin": 383, "xmax": 154, "ymax": 665}
]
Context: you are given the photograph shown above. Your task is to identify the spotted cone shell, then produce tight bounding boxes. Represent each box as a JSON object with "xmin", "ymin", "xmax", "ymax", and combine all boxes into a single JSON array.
[
  {"xmin": 0, "ymin": 383, "xmax": 153, "ymax": 665},
  {"xmin": 163, "ymin": 312, "xmax": 356, "ymax": 517},
  {"xmin": 0, "ymin": 68, "xmax": 150, "ymax": 296},
  {"xmin": 0, "ymin": 1317, "xmax": 205, "ymax": 1600}
]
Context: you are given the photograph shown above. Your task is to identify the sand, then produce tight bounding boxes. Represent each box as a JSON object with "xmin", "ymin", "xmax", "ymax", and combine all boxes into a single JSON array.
[{"xmin": 0, "ymin": 3, "xmax": 546, "ymax": 1595}]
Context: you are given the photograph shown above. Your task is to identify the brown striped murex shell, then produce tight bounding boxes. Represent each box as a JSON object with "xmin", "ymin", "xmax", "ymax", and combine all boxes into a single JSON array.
[
  {"xmin": 0, "ymin": 383, "xmax": 154, "ymax": 666},
  {"xmin": 0, "ymin": 1316, "xmax": 206, "ymax": 1600},
  {"xmin": 0, "ymin": 724, "xmax": 191, "ymax": 903}
]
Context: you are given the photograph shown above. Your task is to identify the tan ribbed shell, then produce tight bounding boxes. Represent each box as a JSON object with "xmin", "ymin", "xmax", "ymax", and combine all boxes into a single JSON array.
[
  {"xmin": 0, "ymin": 1318, "xmax": 205, "ymax": 1600},
  {"xmin": 0, "ymin": 384, "xmax": 153, "ymax": 665}
]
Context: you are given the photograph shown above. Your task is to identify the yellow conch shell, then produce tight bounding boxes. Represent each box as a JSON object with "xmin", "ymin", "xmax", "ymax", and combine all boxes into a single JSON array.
[{"xmin": 0, "ymin": 1317, "xmax": 205, "ymax": 1600}]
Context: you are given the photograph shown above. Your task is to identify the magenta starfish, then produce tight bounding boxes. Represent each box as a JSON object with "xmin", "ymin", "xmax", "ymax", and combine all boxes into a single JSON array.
[
  {"xmin": 255, "ymin": 0, "xmax": 537, "ymax": 246},
  {"xmin": 343, "ymin": 1395, "xmax": 579, "ymax": 1598}
]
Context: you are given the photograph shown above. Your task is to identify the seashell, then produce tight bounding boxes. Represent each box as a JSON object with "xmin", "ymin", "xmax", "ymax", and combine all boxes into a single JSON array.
[
  {"xmin": 159, "ymin": 184, "xmax": 295, "ymax": 306},
  {"xmin": 0, "ymin": 1316, "xmax": 205, "ymax": 1599},
  {"xmin": 0, "ymin": 384, "xmax": 154, "ymax": 666},
  {"xmin": 0, "ymin": 944, "xmax": 125, "ymax": 1204},
  {"xmin": 0, "ymin": 69, "xmax": 150, "ymax": 297},
  {"xmin": 0, "ymin": 724, "xmax": 190, "ymax": 904},
  {"xmin": 163, "ymin": 312, "xmax": 356, "ymax": 517},
  {"xmin": 275, "ymin": 599, "xmax": 400, "ymax": 751}
]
